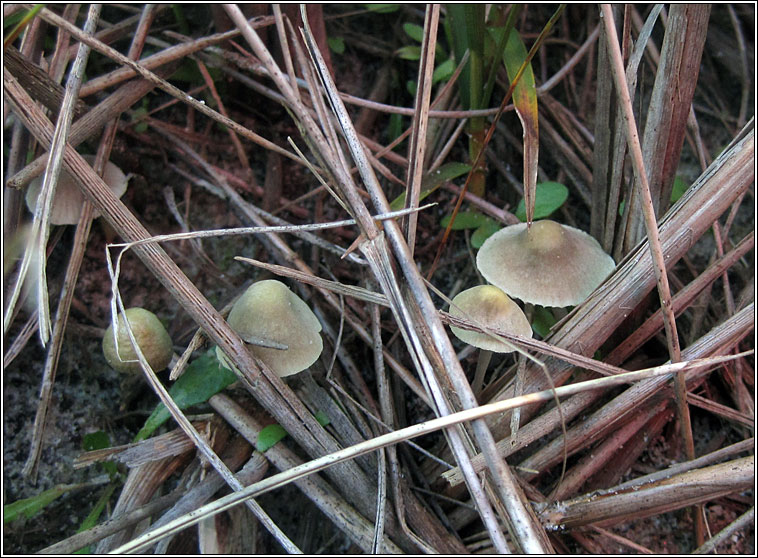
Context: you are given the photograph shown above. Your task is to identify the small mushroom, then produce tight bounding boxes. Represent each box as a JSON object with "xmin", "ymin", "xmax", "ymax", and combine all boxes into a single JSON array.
[
  {"xmin": 476, "ymin": 219, "xmax": 616, "ymax": 307},
  {"xmin": 102, "ymin": 307, "xmax": 174, "ymax": 374},
  {"xmin": 448, "ymin": 285, "xmax": 532, "ymax": 395},
  {"xmin": 25, "ymin": 154, "xmax": 129, "ymax": 225},
  {"xmin": 216, "ymin": 279, "xmax": 323, "ymax": 378}
]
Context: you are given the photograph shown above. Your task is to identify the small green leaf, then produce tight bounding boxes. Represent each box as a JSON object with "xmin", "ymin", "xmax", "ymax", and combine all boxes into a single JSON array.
[
  {"xmin": 256, "ymin": 411, "xmax": 328, "ymax": 453},
  {"xmin": 73, "ymin": 485, "xmax": 116, "ymax": 553},
  {"xmin": 388, "ymin": 113, "xmax": 403, "ymax": 146},
  {"xmin": 327, "ymin": 36, "xmax": 345, "ymax": 54},
  {"xmin": 515, "ymin": 181, "xmax": 568, "ymax": 222},
  {"xmin": 82, "ymin": 431, "xmax": 110, "ymax": 452},
  {"xmin": 3, "ymin": 4, "xmax": 43, "ymax": 48},
  {"xmin": 134, "ymin": 349, "xmax": 238, "ymax": 442},
  {"xmin": 403, "ymin": 22, "xmax": 424, "ymax": 43},
  {"xmin": 256, "ymin": 424, "xmax": 288, "ymax": 452},
  {"xmin": 82, "ymin": 431, "xmax": 118, "ymax": 478},
  {"xmin": 171, "ymin": 4, "xmax": 190, "ymax": 36},
  {"xmin": 396, "ymin": 45, "xmax": 421, "ymax": 61},
  {"xmin": 670, "ymin": 176, "xmax": 688, "ymax": 203},
  {"xmin": 389, "ymin": 162, "xmax": 471, "ymax": 211},
  {"xmin": 365, "ymin": 4, "xmax": 399, "ymax": 13},
  {"xmin": 471, "ymin": 220, "xmax": 501, "ymax": 248},
  {"xmin": 423, "ymin": 162, "xmax": 472, "ymax": 187},
  {"xmin": 531, "ymin": 306, "xmax": 557, "ymax": 338},
  {"xmin": 3, "ymin": 8, "xmax": 28, "ymax": 30},
  {"xmin": 315, "ymin": 410, "xmax": 331, "ymax": 427},
  {"xmin": 432, "ymin": 59, "xmax": 455, "ymax": 84},
  {"xmin": 131, "ymin": 103, "xmax": 149, "ymax": 133},
  {"xmin": 406, "ymin": 80, "xmax": 417, "ymax": 96},
  {"xmin": 4, "ymin": 486, "xmax": 68, "ymax": 523},
  {"xmin": 440, "ymin": 210, "xmax": 490, "ymax": 230}
]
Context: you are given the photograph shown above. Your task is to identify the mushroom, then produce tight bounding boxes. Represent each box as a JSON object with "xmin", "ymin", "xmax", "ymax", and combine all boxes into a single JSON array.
[
  {"xmin": 102, "ymin": 307, "xmax": 174, "ymax": 374},
  {"xmin": 216, "ymin": 279, "xmax": 323, "ymax": 378},
  {"xmin": 448, "ymin": 285, "xmax": 532, "ymax": 395},
  {"xmin": 25, "ymin": 154, "xmax": 129, "ymax": 225},
  {"xmin": 476, "ymin": 219, "xmax": 616, "ymax": 307}
]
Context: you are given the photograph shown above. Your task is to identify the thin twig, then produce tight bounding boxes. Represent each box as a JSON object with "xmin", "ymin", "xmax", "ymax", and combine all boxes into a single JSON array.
[
  {"xmin": 403, "ymin": 5, "xmax": 439, "ymax": 255},
  {"xmin": 600, "ymin": 2, "xmax": 691, "ymax": 461}
]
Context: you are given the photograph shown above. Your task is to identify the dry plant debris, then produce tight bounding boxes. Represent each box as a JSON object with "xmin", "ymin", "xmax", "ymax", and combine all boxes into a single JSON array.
[{"xmin": 3, "ymin": 4, "xmax": 754, "ymax": 554}]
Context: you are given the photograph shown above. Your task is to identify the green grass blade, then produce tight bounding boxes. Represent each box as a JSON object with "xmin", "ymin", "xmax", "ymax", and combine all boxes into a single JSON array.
[
  {"xmin": 498, "ymin": 27, "xmax": 540, "ymax": 224},
  {"xmin": 5, "ymin": 486, "xmax": 69, "ymax": 523}
]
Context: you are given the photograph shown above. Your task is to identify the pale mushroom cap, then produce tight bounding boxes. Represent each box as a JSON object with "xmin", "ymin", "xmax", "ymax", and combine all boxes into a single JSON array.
[
  {"xmin": 102, "ymin": 307, "xmax": 174, "ymax": 374},
  {"xmin": 476, "ymin": 220, "xmax": 616, "ymax": 307},
  {"xmin": 218, "ymin": 279, "xmax": 323, "ymax": 377},
  {"xmin": 449, "ymin": 285, "xmax": 532, "ymax": 352},
  {"xmin": 25, "ymin": 154, "xmax": 129, "ymax": 225}
]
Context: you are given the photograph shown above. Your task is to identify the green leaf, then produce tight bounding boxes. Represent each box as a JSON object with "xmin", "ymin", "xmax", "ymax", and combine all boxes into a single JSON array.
[
  {"xmin": 447, "ymin": 4, "xmax": 486, "ymax": 111},
  {"xmin": 388, "ymin": 113, "xmax": 403, "ymax": 146},
  {"xmin": 171, "ymin": 4, "xmax": 190, "ymax": 36},
  {"xmin": 423, "ymin": 162, "xmax": 472, "ymax": 187},
  {"xmin": 82, "ymin": 431, "xmax": 110, "ymax": 452},
  {"xmin": 432, "ymin": 59, "xmax": 455, "ymax": 84},
  {"xmin": 471, "ymin": 220, "xmax": 501, "ymax": 248},
  {"xmin": 3, "ymin": 7, "xmax": 30, "ymax": 30},
  {"xmin": 256, "ymin": 424, "xmax": 288, "ymax": 452},
  {"xmin": 255, "ymin": 410, "xmax": 330, "ymax": 452},
  {"xmin": 515, "ymin": 181, "xmax": 568, "ymax": 222},
  {"xmin": 403, "ymin": 22, "xmax": 424, "ymax": 43},
  {"xmin": 670, "ymin": 176, "xmax": 688, "ymax": 203},
  {"xmin": 395, "ymin": 45, "xmax": 421, "ymax": 61},
  {"xmin": 498, "ymin": 27, "xmax": 539, "ymax": 223},
  {"xmin": 406, "ymin": 80, "xmax": 417, "ymax": 96},
  {"xmin": 314, "ymin": 410, "xmax": 331, "ymax": 427},
  {"xmin": 531, "ymin": 306, "xmax": 557, "ymax": 338},
  {"xmin": 327, "ymin": 36, "xmax": 345, "ymax": 55},
  {"xmin": 82, "ymin": 431, "xmax": 118, "ymax": 478},
  {"xmin": 365, "ymin": 4, "xmax": 399, "ymax": 13},
  {"xmin": 171, "ymin": 60, "xmax": 221, "ymax": 85},
  {"xmin": 73, "ymin": 485, "xmax": 116, "ymax": 553},
  {"xmin": 3, "ymin": 5, "xmax": 43, "ymax": 48},
  {"xmin": 390, "ymin": 162, "xmax": 472, "ymax": 211},
  {"xmin": 440, "ymin": 210, "xmax": 491, "ymax": 230},
  {"xmin": 134, "ymin": 349, "xmax": 237, "ymax": 442},
  {"xmin": 131, "ymin": 106, "xmax": 149, "ymax": 133},
  {"xmin": 4, "ymin": 486, "xmax": 68, "ymax": 523}
]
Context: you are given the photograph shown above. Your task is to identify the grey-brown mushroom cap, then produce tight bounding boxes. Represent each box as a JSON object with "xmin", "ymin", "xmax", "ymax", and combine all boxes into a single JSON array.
[
  {"xmin": 25, "ymin": 155, "xmax": 129, "ymax": 225},
  {"xmin": 218, "ymin": 279, "xmax": 323, "ymax": 377},
  {"xmin": 449, "ymin": 285, "xmax": 532, "ymax": 352},
  {"xmin": 476, "ymin": 220, "xmax": 616, "ymax": 307}
]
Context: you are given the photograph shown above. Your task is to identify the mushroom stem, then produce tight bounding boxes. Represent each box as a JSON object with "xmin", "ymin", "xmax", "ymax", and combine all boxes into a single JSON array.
[{"xmin": 471, "ymin": 349, "xmax": 493, "ymax": 397}]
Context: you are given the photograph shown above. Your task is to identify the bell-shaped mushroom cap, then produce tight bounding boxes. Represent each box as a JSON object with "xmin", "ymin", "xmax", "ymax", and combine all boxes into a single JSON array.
[
  {"xmin": 102, "ymin": 307, "xmax": 174, "ymax": 374},
  {"xmin": 218, "ymin": 279, "xmax": 323, "ymax": 377},
  {"xmin": 476, "ymin": 219, "xmax": 616, "ymax": 307},
  {"xmin": 448, "ymin": 285, "xmax": 532, "ymax": 352},
  {"xmin": 25, "ymin": 155, "xmax": 129, "ymax": 225}
]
